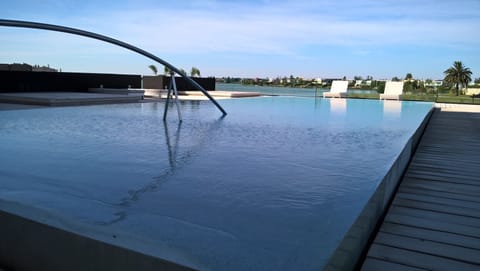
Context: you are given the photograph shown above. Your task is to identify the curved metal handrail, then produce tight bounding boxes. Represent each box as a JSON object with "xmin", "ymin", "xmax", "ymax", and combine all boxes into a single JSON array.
[{"xmin": 0, "ymin": 19, "xmax": 227, "ymax": 117}]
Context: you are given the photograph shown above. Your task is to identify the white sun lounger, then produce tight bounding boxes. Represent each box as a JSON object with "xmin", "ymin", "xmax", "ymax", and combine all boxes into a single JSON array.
[
  {"xmin": 379, "ymin": 81, "xmax": 404, "ymax": 100},
  {"xmin": 323, "ymin": 80, "xmax": 349, "ymax": 98}
]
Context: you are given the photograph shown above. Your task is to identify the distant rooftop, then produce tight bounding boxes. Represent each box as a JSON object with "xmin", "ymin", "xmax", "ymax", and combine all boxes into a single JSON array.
[{"xmin": 0, "ymin": 63, "xmax": 58, "ymax": 72}]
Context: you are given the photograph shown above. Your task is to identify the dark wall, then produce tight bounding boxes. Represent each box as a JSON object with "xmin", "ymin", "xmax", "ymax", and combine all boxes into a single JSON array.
[
  {"xmin": 0, "ymin": 71, "xmax": 142, "ymax": 92},
  {"xmin": 142, "ymin": 75, "xmax": 165, "ymax": 89},
  {"xmin": 143, "ymin": 75, "xmax": 216, "ymax": 91}
]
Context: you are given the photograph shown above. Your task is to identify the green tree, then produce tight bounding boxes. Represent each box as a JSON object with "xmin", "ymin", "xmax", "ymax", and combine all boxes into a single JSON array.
[
  {"xmin": 404, "ymin": 81, "xmax": 414, "ymax": 92},
  {"xmin": 404, "ymin": 80, "xmax": 419, "ymax": 93},
  {"xmin": 405, "ymin": 73, "xmax": 413, "ymax": 80},
  {"xmin": 392, "ymin": 76, "xmax": 401, "ymax": 82},
  {"xmin": 289, "ymin": 75, "xmax": 295, "ymax": 87},
  {"xmin": 443, "ymin": 61, "xmax": 472, "ymax": 96},
  {"xmin": 190, "ymin": 67, "xmax": 201, "ymax": 77},
  {"xmin": 148, "ymin": 64, "xmax": 158, "ymax": 75},
  {"xmin": 377, "ymin": 81, "xmax": 386, "ymax": 93}
]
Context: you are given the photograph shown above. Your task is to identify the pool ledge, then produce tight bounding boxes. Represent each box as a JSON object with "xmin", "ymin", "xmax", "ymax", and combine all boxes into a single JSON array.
[
  {"xmin": 322, "ymin": 106, "xmax": 435, "ymax": 271},
  {"xmin": 0, "ymin": 208, "xmax": 196, "ymax": 271},
  {"xmin": 0, "ymin": 92, "xmax": 143, "ymax": 106}
]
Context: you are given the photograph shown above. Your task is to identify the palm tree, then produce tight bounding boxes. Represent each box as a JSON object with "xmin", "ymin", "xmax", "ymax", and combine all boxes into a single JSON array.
[
  {"xmin": 148, "ymin": 64, "xmax": 158, "ymax": 75},
  {"xmin": 405, "ymin": 73, "xmax": 413, "ymax": 81},
  {"xmin": 443, "ymin": 61, "xmax": 472, "ymax": 96},
  {"xmin": 164, "ymin": 65, "xmax": 172, "ymax": 75},
  {"xmin": 391, "ymin": 76, "xmax": 401, "ymax": 82},
  {"xmin": 190, "ymin": 67, "xmax": 201, "ymax": 77}
]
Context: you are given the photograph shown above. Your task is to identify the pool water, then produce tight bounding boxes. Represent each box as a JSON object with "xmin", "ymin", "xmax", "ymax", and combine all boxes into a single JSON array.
[{"xmin": 0, "ymin": 97, "xmax": 432, "ymax": 271}]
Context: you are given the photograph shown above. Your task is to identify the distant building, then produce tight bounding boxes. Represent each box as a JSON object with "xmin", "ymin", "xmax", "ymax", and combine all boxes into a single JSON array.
[
  {"xmin": 353, "ymin": 79, "xmax": 371, "ymax": 87},
  {"xmin": 0, "ymin": 63, "xmax": 58, "ymax": 72},
  {"xmin": 321, "ymin": 78, "xmax": 342, "ymax": 86},
  {"xmin": 424, "ymin": 80, "xmax": 443, "ymax": 87},
  {"xmin": 32, "ymin": 64, "xmax": 58, "ymax": 72},
  {"xmin": 0, "ymin": 63, "xmax": 33, "ymax": 71}
]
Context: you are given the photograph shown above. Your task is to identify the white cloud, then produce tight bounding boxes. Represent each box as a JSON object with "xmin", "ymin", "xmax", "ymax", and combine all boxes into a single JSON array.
[
  {"xmin": 3, "ymin": 0, "xmax": 479, "ymax": 56},
  {"xmin": 62, "ymin": 0, "xmax": 479, "ymax": 57},
  {"xmin": 1, "ymin": 0, "xmax": 479, "ymax": 77}
]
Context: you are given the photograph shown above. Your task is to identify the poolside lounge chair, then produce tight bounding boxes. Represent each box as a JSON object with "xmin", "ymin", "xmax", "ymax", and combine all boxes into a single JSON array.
[
  {"xmin": 323, "ymin": 80, "xmax": 349, "ymax": 98},
  {"xmin": 379, "ymin": 81, "xmax": 404, "ymax": 100}
]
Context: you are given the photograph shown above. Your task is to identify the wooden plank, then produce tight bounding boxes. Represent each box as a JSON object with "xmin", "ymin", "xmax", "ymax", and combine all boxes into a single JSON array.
[
  {"xmin": 411, "ymin": 157, "xmax": 480, "ymax": 167},
  {"xmin": 380, "ymin": 222, "xmax": 480, "ymax": 250},
  {"xmin": 374, "ymin": 232, "xmax": 480, "ymax": 265},
  {"xmin": 367, "ymin": 244, "xmax": 480, "ymax": 271},
  {"xmin": 392, "ymin": 197, "xmax": 480, "ymax": 218},
  {"xmin": 407, "ymin": 167, "xmax": 480, "ymax": 180},
  {"xmin": 406, "ymin": 166, "xmax": 480, "ymax": 180},
  {"xmin": 401, "ymin": 182, "xmax": 480, "ymax": 200},
  {"xmin": 385, "ymin": 213, "xmax": 480, "ymax": 238},
  {"xmin": 361, "ymin": 257, "xmax": 427, "ymax": 271},
  {"xmin": 390, "ymin": 206, "xmax": 480, "ymax": 227},
  {"xmin": 411, "ymin": 157, "xmax": 480, "ymax": 168},
  {"xmin": 398, "ymin": 186, "xmax": 480, "ymax": 204},
  {"xmin": 402, "ymin": 178, "xmax": 480, "ymax": 197},
  {"xmin": 405, "ymin": 172, "xmax": 480, "ymax": 186},
  {"xmin": 396, "ymin": 191, "xmax": 480, "ymax": 210}
]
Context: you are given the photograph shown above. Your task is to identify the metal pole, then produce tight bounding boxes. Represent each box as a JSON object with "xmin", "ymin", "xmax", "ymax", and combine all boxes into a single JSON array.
[
  {"xmin": 0, "ymin": 19, "xmax": 227, "ymax": 117},
  {"xmin": 170, "ymin": 74, "xmax": 182, "ymax": 121},
  {"xmin": 163, "ymin": 78, "xmax": 173, "ymax": 121}
]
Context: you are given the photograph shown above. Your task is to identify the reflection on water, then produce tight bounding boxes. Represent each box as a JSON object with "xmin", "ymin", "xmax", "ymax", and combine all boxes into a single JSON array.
[
  {"xmin": 100, "ymin": 116, "xmax": 224, "ymax": 225},
  {"xmin": 383, "ymin": 100, "xmax": 402, "ymax": 118},
  {"xmin": 165, "ymin": 121, "xmax": 182, "ymax": 169},
  {"xmin": 329, "ymin": 98, "xmax": 347, "ymax": 114}
]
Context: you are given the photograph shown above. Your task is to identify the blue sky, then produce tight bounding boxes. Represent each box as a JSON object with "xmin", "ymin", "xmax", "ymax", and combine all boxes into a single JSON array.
[{"xmin": 1, "ymin": 0, "xmax": 479, "ymax": 80}]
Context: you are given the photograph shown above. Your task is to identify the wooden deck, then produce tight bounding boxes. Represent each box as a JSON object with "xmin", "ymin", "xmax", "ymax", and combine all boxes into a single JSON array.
[{"xmin": 361, "ymin": 109, "xmax": 480, "ymax": 271}]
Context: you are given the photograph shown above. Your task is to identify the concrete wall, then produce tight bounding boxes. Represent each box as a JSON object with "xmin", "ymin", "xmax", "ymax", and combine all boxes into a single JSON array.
[
  {"xmin": 143, "ymin": 75, "xmax": 165, "ymax": 89},
  {"xmin": 143, "ymin": 75, "xmax": 216, "ymax": 91},
  {"xmin": 0, "ymin": 71, "xmax": 142, "ymax": 92}
]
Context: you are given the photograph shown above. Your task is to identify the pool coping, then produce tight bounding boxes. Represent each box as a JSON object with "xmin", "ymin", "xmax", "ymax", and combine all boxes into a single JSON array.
[
  {"xmin": 322, "ymin": 106, "xmax": 435, "ymax": 271},
  {"xmin": 0, "ymin": 207, "xmax": 196, "ymax": 271}
]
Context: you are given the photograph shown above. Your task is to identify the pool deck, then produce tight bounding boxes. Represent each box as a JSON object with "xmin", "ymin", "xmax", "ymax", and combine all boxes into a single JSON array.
[{"xmin": 360, "ymin": 108, "xmax": 480, "ymax": 271}]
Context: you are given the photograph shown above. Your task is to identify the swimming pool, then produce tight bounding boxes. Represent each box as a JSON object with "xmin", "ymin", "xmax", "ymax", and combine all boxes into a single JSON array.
[{"xmin": 0, "ymin": 97, "xmax": 432, "ymax": 270}]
